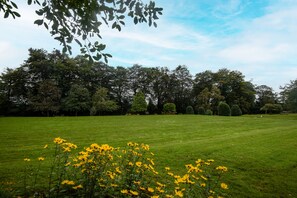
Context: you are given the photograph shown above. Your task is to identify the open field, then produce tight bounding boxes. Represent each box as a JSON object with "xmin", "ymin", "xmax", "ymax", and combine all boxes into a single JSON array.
[{"xmin": 0, "ymin": 114, "xmax": 297, "ymax": 197}]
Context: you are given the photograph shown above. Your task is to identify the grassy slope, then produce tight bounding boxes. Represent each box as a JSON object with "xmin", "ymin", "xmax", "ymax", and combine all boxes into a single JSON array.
[{"xmin": 0, "ymin": 115, "xmax": 296, "ymax": 197}]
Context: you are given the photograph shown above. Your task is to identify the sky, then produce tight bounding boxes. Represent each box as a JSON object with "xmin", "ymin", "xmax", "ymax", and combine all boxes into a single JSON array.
[{"xmin": 1, "ymin": 0, "xmax": 297, "ymax": 92}]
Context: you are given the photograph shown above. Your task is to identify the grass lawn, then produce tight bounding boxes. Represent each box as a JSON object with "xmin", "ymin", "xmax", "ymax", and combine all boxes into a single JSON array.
[{"xmin": 0, "ymin": 114, "xmax": 297, "ymax": 197}]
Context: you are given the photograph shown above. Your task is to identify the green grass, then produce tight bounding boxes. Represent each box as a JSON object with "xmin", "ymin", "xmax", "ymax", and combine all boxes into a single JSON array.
[{"xmin": 0, "ymin": 114, "xmax": 297, "ymax": 197}]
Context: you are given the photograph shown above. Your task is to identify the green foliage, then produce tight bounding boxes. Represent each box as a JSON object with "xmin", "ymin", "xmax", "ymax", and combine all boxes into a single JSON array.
[
  {"xmin": 0, "ymin": 0, "xmax": 162, "ymax": 62},
  {"xmin": 205, "ymin": 109, "xmax": 213, "ymax": 115},
  {"xmin": 30, "ymin": 79, "xmax": 61, "ymax": 116},
  {"xmin": 186, "ymin": 105, "xmax": 194, "ymax": 114},
  {"xmin": 260, "ymin": 103, "xmax": 283, "ymax": 114},
  {"xmin": 131, "ymin": 91, "xmax": 147, "ymax": 114},
  {"xmin": 92, "ymin": 87, "xmax": 118, "ymax": 115},
  {"xmin": 163, "ymin": 103, "xmax": 176, "ymax": 114},
  {"xmin": 218, "ymin": 102, "xmax": 231, "ymax": 116},
  {"xmin": 62, "ymin": 84, "xmax": 90, "ymax": 115},
  {"xmin": 280, "ymin": 79, "xmax": 297, "ymax": 112},
  {"xmin": 12, "ymin": 138, "xmax": 228, "ymax": 197},
  {"xmin": 231, "ymin": 105, "xmax": 242, "ymax": 116},
  {"xmin": 198, "ymin": 107, "xmax": 205, "ymax": 115}
]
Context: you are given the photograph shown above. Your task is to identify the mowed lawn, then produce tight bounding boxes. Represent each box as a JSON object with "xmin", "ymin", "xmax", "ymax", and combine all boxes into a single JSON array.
[{"xmin": 0, "ymin": 115, "xmax": 297, "ymax": 197}]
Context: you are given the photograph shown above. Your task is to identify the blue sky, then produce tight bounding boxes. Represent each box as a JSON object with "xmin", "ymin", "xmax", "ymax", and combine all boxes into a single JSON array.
[{"xmin": 1, "ymin": 0, "xmax": 297, "ymax": 92}]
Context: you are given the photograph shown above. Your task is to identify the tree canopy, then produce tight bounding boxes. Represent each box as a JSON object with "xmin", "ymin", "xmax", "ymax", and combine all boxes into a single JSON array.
[
  {"xmin": 0, "ymin": 0, "xmax": 162, "ymax": 62},
  {"xmin": 0, "ymin": 48, "xmax": 292, "ymax": 116}
]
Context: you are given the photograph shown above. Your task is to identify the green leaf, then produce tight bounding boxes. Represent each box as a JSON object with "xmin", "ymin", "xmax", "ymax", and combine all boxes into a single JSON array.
[
  {"xmin": 44, "ymin": 22, "xmax": 48, "ymax": 29},
  {"xmin": 34, "ymin": 19, "xmax": 43, "ymax": 25},
  {"xmin": 11, "ymin": 2, "xmax": 18, "ymax": 9},
  {"xmin": 4, "ymin": 11, "xmax": 9, "ymax": 19},
  {"xmin": 27, "ymin": 0, "xmax": 32, "ymax": 5},
  {"xmin": 13, "ymin": 11, "xmax": 20, "ymax": 17}
]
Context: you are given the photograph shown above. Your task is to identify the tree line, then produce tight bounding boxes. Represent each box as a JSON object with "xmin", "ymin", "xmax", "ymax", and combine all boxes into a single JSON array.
[{"xmin": 0, "ymin": 48, "xmax": 296, "ymax": 116}]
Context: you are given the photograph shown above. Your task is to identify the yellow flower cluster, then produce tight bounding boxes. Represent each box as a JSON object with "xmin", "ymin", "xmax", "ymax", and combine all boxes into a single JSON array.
[
  {"xmin": 61, "ymin": 180, "xmax": 75, "ymax": 185},
  {"xmin": 21, "ymin": 138, "xmax": 229, "ymax": 198}
]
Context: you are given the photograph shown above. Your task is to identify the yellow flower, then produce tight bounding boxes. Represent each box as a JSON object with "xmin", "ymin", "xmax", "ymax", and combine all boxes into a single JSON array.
[
  {"xmin": 156, "ymin": 182, "xmax": 166, "ymax": 187},
  {"xmin": 165, "ymin": 167, "xmax": 170, "ymax": 171},
  {"xmin": 175, "ymin": 189, "xmax": 183, "ymax": 197},
  {"xmin": 151, "ymin": 196, "xmax": 159, "ymax": 198},
  {"xmin": 156, "ymin": 187, "xmax": 165, "ymax": 193},
  {"xmin": 136, "ymin": 161, "xmax": 142, "ymax": 167},
  {"xmin": 128, "ymin": 162, "xmax": 134, "ymax": 166},
  {"xmin": 130, "ymin": 190, "xmax": 139, "ymax": 196},
  {"xmin": 121, "ymin": 189, "xmax": 129, "ymax": 194},
  {"xmin": 216, "ymin": 166, "xmax": 228, "ymax": 172},
  {"xmin": 221, "ymin": 183, "xmax": 228, "ymax": 190},
  {"xmin": 165, "ymin": 195, "xmax": 174, "ymax": 198},
  {"xmin": 133, "ymin": 181, "xmax": 141, "ymax": 185},
  {"xmin": 53, "ymin": 137, "xmax": 66, "ymax": 144},
  {"xmin": 200, "ymin": 183, "xmax": 206, "ymax": 187},
  {"xmin": 38, "ymin": 157, "xmax": 45, "ymax": 161},
  {"xmin": 148, "ymin": 187, "xmax": 154, "ymax": 193},
  {"xmin": 61, "ymin": 180, "xmax": 75, "ymax": 185},
  {"xmin": 116, "ymin": 167, "xmax": 122, "ymax": 174},
  {"xmin": 73, "ymin": 184, "xmax": 83, "ymax": 189},
  {"xmin": 43, "ymin": 144, "xmax": 48, "ymax": 149},
  {"xmin": 24, "ymin": 158, "xmax": 30, "ymax": 162},
  {"xmin": 111, "ymin": 184, "xmax": 118, "ymax": 187}
]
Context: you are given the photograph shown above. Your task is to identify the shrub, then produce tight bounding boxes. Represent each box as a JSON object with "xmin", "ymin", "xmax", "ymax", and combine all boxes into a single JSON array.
[
  {"xmin": 205, "ymin": 109, "xmax": 213, "ymax": 115},
  {"xmin": 218, "ymin": 102, "xmax": 231, "ymax": 116},
  {"xmin": 231, "ymin": 105, "xmax": 242, "ymax": 116},
  {"xmin": 198, "ymin": 107, "xmax": 205, "ymax": 115},
  {"xmin": 260, "ymin": 103, "xmax": 283, "ymax": 114},
  {"xmin": 12, "ymin": 138, "xmax": 229, "ymax": 198},
  {"xmin": 163, "ymin": 103, "xmax": 176, "ymax": 114},
  {"xmin": 186, "ymin": 106, "xmax": 194, "ymax": 114},
  {"xmin": 131, "ymin": 92, "xmax": 147, "ymax": 114}
]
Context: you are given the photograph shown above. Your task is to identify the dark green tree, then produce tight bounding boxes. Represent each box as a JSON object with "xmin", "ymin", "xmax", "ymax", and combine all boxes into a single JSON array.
[
  {"xmin": 163, "ymin": 103, "xmax": 176, "ymax": 114},
  {"xmin": 255, "ymin": 85, "xmax": 277, "ymax": 111},
  {"xmin": 231, "ymin": 105, "xmax": 242, "ymax": 116},
  {"xmin": 218, "ymin": 102, "xmax": 231, "ymax": 116},
  {"xmin": 62, "ymin": 84, "xmax": 91, "ymax": 116},
  {"xmin": 131, "ymin": 91, "xmax": 147, "ymax": 114},
  {"xmin": 171, "ymin": 65, "xmax": 193, "ymax": 113},
  {"xmin": 197, "ymin": 107, "xmax": 205, "ymax": 115},
  {"xmin": 30, "ymin": 79, "xmax": 61, "ymax": 116},
  {"xmin": 280, "ymin": 79, "xmax": 297, "ymax": 112},
  {"xmin": 91, "ymin": 87, "xmax": 118, "ymax": 115},
  {"xmin": 186, "ymin": 106, "xmax": 194, "ymax": 114}
]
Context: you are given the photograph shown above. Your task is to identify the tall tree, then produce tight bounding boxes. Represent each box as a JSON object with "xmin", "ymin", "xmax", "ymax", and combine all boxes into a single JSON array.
[
  {"xmin": 255, "ymin": 85, "xmax": 277, "ymax": 112},
  {"xmin": 91, "ymin": 87, "xmax": 118, "ymax": 115},
  {"xmin": 30, "ymin": 79, "xmax": 61, "ymax": 116},
  {"xmin": 111, "ymin": 66, "xmax": 130, "ymax": 114},
  {"xmin": 280, "ymin": 79, "xmax": 297, "ymax": 112},
  {"xmin": 171, "ymin": 65, "xmax": 193, "ymax": 113},
  {"xmin": 131, "ymin": 91, "xmax": 147, "ymax": 114},
  {"xmin": 1, "ymin": 0, "xmax": 162, "ymax": 62},
  {"xmin": 62, "ymin": 84, "xmax": 91, "ymax": 116}
]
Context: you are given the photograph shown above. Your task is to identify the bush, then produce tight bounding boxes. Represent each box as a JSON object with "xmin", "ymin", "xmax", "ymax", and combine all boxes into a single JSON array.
[
  {"xmin": 231, "ymin": 105, "xmax": 242, "ymax": 116},
  {"xmin": 260, "ymin": 103, "xmax": 283, "ymax": 114},
  {"xmin": 218, "ymin": 102, "xmax": 231, "ymax": 116},
  {"xmin": 12, "ymin": 138, "xmax": 229, "ymax": 198},
  {"xmin": 186, "ymin": 106, "xmax": 194, "ymax": 114},
  {"xmin": 205, "ymin": 109, "xmax": 213, "ymax": 115},
  {"xmin": 163, "ymin": 103, "xmax": 176, "ymax": 114},
  {"xmin": 197, "ymin": 107, "xmax": 205, "ymax": 115}
]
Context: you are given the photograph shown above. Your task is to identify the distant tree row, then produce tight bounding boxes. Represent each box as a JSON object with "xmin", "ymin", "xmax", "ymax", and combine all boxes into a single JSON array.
[{"xmin": 0, "ymin": 48, "xmax": 296, "ymax": 116}]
